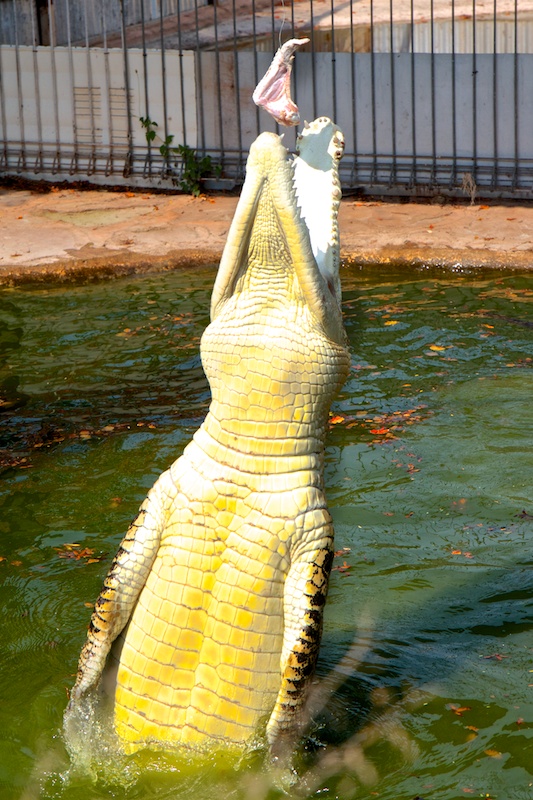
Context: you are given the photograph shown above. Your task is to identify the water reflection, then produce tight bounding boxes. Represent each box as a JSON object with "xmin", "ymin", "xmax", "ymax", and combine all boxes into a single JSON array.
[{"xmin": 0, "ymin": 265, "xmax": 531, "ymax": 800}]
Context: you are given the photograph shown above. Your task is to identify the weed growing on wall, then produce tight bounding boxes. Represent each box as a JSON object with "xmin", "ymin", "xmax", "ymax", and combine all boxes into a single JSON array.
[{"xmin": 140, "ymin": 116, "xmax": 220, "ymax": 196}]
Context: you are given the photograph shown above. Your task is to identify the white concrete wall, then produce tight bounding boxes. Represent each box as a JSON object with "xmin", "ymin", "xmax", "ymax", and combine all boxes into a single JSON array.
[
  {"xmin": 0, "ymin": 45, "xmax": 196, "ymax": 179},
  {"xmin": 200, "ymin": 51, "xmax": 532, "ymax": 175}
]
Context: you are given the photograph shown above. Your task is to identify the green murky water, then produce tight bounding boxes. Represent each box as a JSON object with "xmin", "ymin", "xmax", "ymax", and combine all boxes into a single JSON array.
[{"xmin": 0, "ymin": 264, "xmax": 532, "ymax": 800}]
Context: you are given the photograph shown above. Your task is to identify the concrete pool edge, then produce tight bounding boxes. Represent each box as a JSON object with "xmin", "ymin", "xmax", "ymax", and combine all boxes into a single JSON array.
[
  {"xmin": 0, "ymin": 250, "xmax": 221, "ymax": 287},
  {"xmin": 2, "ymin": 247, "xmax": 532, "ymax": 288}
]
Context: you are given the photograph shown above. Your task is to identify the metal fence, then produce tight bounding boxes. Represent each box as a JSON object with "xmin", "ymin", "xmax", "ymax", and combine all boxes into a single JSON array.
[{"xmin": 1, "ymin": 0, "xmax": 533, "ymax": 198}]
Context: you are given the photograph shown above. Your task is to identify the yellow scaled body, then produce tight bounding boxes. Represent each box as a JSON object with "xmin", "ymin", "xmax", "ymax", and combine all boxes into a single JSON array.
[{"xmin": 65, "ymin": 119, "xmax": 349, "ymax": 756}]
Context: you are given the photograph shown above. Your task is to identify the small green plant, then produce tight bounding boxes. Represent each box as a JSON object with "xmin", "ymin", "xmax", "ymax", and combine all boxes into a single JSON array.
[
  {"xmin": 173, "ymin": 142, "xmax": 216, "ymax": 196},
  {"xmin": 140, "ymin": 116, "xmax": 220, "ymax": 196}
]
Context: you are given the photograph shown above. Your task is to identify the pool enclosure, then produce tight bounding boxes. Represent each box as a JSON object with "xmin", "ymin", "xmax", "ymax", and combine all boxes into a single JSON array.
[{"xmin": 1, "ymin": 0, "xmax": 532, "ymax": 197}]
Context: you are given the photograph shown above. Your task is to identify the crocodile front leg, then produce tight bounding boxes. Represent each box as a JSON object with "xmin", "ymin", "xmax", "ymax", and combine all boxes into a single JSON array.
[
  {"xmin": 67, "ymin": 473, "xmax": 170, "ymax": 704},
  {"xmin": 266, "ymin": 524, "xmax": 334, "ymax": 755}
]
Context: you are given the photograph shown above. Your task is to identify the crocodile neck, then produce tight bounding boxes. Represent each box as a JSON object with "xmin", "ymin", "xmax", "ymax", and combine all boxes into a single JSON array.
[{"xmin": 196, "ymin": 293, "xmax": 340, "ymax": 480}]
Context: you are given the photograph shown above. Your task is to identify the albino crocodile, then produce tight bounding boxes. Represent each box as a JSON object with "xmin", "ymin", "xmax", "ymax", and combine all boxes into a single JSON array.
[{"xmin": 65, "ymin": 117, "xmax": 350, "ymax": 758}]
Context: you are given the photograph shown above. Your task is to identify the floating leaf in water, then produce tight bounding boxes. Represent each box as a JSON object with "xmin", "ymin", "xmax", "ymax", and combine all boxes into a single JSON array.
[
  {"xmin": 429, "ymin": 344, "xmax": 447, "ymax": 351},
  {"xmin": 334, "ymin": 547, "xmax": 351, "ymax": 557},
  {"xmin": 329, "ymin": 414, "xmax": 345, "ymax": 425},
  {"xmin": 448, "ymin": 704, "xmax": 471, "ymax": 716},
  {"xmin": 384, "ymin": 320, "xmax": 400, "ymax": 326},
  {"xmin": 484, "ymin": 749, "xmax": 503, "ymax": 759},
  {"xmin": 332, "ymin": 560, "xmax": 352, "ymax": 574},
  {"xmin": 55, "ymin": 544, "xmax": 104, "ymax": 563}
]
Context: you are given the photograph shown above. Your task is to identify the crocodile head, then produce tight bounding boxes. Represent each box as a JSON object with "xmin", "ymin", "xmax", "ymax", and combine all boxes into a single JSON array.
[
  {"xmin": 210, "ymin": 118, "xmax": 347, "ymax": 351},
  {"xmin": 203, "ymin": 118, "xmax": 349, "ymax": 454}
]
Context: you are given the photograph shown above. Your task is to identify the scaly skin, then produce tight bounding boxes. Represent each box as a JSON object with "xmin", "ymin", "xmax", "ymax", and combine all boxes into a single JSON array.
[{"xmin": 65, "ymin": 118, "xmax": 350, "ymax": 756}]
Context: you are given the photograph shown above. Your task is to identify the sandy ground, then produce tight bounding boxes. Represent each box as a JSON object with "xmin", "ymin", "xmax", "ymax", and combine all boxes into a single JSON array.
[{"xmin": 1, "ymin": 185, "xmax": 532, "ymax": 286}]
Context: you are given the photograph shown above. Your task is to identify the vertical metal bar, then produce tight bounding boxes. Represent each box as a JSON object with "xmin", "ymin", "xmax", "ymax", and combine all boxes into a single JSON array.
[
  {"xmin": 48, "ymin": 0, "xmax": 61, "ymax": 172},
  {"xmin": 513, "ymin": 0, "xmax": 518, "ymax": 188},
  {"xmin": 492, "ymin": 0, "xmax": 498, "ymax": 187},
  {"xmin": 102, "ymin": 0, "xmax": 114, "ymax": 175},
  {"xmin": 290, "ymin": 0, "xmax": 296, "ymax": 38},
  {"xmin": 212, "ymin": 0, "xmax": 225, "ymax": 162},
  {"xmin": 119, "ymin": 0, "xmax": 133, "ymax": 177},
  {"xmin": 194, "ymin": 0, "xmax": 206, "ymax": 154},
  {"xmin": 252, "ymin": 0, "xmax": 260, "ymax": 135},
  {"xmin": 232, "ymin": 0, "xmax": 243, "ymax": 172},
  {"xmin": 472, "ymin": 0, "xmax": 477, "ymax": 184},
  {"xmin": 430, "ymin": 0, "xmax": 436, "ymax": 184},
  {"xmin": 451, "ymin": 0, "xmax": 457, "ymax": 187},
  {"xmin": 370, "ymin": 0, "xmax": 377, "ymax": 182},
  {"xmin": 349, "ymin": 0, "xmax": 357, "ymax": 184},
  {"xmin": 65, "ymin": 0, "xmax": 79, "ymax": 175},
  {"xmin": 310, "ymin": 0, "xmax": 317, "ymax": 119},
  {"xmin": 290, "ymin": 0, "xmax": 300, "ymax": 146},
  {"xmin": 12, "ymin": 0, "xmax": 27, "ymax": 171},
  {"xmin": 176, "ymin": 0, "xmax": 188, "ymax": 148},
  {"xmin": 83, "ymin": 0, "xmax": 96, "ymax": 174},
  {"xmin": 330, "ymin": 0, "xmax": 337, "ymax": 123},
  {"xmin": 140, "ymin": 0, "xmax": 152, "ymax": 177},
  {"xmin": 65, "ymin": 0, "xmax": 79, "ymax": 174},
  {"xmin": 0, "ymin": 40, "xmax": 8, "ymax": 169},
  {"xmin": 389, "ymin": 0, "xmax": 396, "ymax": 186},
  {"xmin": 159, "ymin": 0, "xmax": 170, "ymax": 177},
  {"xmin": 409, "ymin": 0, "xmax": 416, "ymax": 187},
  {"xmin": 29, "ymin": 0, "xmax": 44, "ymax": 172},
  {"xmin": 0, "ymin": 41, "xmax": 8, "ymax": 168}
]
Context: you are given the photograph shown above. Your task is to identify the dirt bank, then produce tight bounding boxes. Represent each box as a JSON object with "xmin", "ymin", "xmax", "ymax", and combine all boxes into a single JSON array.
[{"xmin": 1, "ymin": 185, "xmax": 532, "ymax": 285}]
